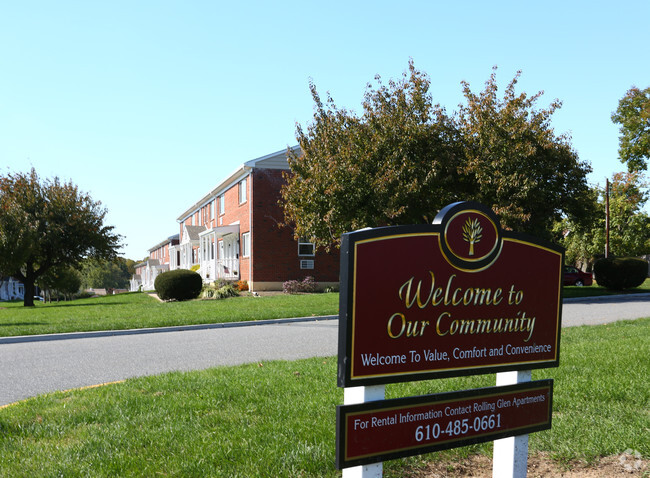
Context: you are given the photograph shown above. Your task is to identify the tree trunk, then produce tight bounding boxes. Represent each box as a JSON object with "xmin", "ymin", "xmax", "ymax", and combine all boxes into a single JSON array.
[
  {"xmin": 22, "ymin": 264, "xmax": 37, "ymax": 307},
  {"xmin": 23, "ymin": 279, "xmax": 35, "ymax": 307}
]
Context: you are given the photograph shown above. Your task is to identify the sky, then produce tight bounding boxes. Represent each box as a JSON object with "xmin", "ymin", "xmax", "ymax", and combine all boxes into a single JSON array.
[{"xmin": 1, "ymin": 1, "xmax": 648, "ymax": 260}]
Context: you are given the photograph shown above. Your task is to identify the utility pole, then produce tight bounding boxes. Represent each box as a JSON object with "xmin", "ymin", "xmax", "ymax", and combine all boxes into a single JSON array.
[{"xmin": 605, "ymin": 178, "xmax": 610, "ymax": 258}]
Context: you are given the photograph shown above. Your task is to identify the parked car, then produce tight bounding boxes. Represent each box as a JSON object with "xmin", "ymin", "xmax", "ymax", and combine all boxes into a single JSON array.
[{"xmin": 563, "ymin": 266, "xmax": 593, "ymax": 286}]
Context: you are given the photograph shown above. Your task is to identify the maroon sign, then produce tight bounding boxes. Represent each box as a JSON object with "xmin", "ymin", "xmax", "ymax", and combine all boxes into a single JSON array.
[
  {"xmin": 336, "ymin": 380, "xmax": 553, "ymax": 469},
  {"xmin": 337, "ymin": 202, "xmax": 564, "ymax": 386}
]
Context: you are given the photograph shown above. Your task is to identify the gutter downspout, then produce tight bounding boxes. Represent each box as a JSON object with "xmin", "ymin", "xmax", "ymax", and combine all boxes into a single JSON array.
[{"xmin": 245, "ymin": 166, "xmax": 253, "ymax": 292}]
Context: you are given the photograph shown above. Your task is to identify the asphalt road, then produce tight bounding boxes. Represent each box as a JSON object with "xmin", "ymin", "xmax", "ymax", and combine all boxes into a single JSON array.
[{"xmin": 1, "ymin": 294, "xmax": 648, "ymax": 407}]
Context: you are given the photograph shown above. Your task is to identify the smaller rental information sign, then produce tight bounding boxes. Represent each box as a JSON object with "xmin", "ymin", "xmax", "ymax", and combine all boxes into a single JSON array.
[
  {"xmin": 337, "ymin": 201, "xmax": 564, "ymax": 387},
  {"xmin": 336, "ymin": 380, "xmax": 553, "ymax": 469}
]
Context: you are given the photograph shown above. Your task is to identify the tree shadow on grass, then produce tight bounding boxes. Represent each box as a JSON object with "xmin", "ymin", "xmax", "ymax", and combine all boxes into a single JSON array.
[{"xmin": 38, "ymin": 302, "xmax": 130, "ymax": 308}]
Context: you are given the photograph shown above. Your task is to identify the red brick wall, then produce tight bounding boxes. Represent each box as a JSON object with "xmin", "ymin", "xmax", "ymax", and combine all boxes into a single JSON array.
[
  {"xmin": 251, "ymin": 169, "xmax": 339, "ymax": 283},
  {"xmin": 174, "ymin": 169, "xmax": 339, "ymax": 285},
  {"xmin": 217, "ymin": 175, "xmax": 251, "ymax": 281}
]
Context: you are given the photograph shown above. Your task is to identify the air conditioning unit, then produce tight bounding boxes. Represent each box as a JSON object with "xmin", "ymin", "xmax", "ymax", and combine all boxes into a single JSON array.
[{"xmin": 300, "ymin": 260, "xmax": 314, "ymax": 270}]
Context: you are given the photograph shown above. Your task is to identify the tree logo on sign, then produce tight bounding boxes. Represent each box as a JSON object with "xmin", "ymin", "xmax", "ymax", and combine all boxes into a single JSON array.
[
  {"xmin": 462, "ymin": 218, "xmax": 483, "ymax": 256},
  {"xmin": 434, "ymin": 202, "xmax": 503, "ymax": 272}
]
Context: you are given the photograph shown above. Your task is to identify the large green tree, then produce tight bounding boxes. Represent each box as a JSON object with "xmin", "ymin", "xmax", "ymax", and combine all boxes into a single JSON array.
[
  {"xmin": 0, "ymin": 168, "xmax": 122, "ymax": 306},
  {"xmin": 281, "ymin": 63, "xmax": 593, "ymax": 248},
  {"xmin": 281, "ymin": 61, "xmax": 464, "ymax": 249},
  {"xmin": 456, "ymin": 68, "xmax": 593, "ymax": 240},
  {"xmin": 611, "ymin": 86, "xmax": 650, "ymax": 172}
]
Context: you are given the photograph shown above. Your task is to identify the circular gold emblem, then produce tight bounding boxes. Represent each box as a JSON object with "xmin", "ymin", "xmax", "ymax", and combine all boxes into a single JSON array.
[{"xmin": 434, "ymin": 202, "xmax": 502, "ymax": 272}]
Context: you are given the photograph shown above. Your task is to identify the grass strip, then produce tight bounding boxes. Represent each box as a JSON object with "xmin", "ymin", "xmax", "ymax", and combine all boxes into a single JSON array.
[
  {"xmin": 1, "ymin": 279, "xmax": 648, "ymax": 338},
  {"xmin": 0, "ymin": 292, "xmax": 339, "ymax": 338},
  {"xmin": 0, "ymin": 318, "xmax": 648, "ymax": 477},
  {"xmin": 562, "ymin": 278, "xmax": 650, "ymax": 299}
]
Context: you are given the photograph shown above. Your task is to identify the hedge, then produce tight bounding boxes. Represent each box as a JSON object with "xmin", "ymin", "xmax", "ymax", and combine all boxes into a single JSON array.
[
  {"xmin": 154, "ymin": 269, "xmax": 203, "ymax": 301},
  {"xmin": 593, "ymin": 257, "xmax": 648, "ymax": 290}
]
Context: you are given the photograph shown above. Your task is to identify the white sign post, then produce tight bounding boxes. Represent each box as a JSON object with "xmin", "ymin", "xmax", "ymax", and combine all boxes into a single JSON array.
[
  {"xmin": 343, "ymin": 385, "xmax": 385, "ymax": 478},
  {"xmin": 493, "ymin": 370, "xmax": 532, "ymax": 478}
]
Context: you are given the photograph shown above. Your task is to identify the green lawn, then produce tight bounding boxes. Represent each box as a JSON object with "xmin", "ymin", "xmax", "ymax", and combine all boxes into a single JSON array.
[
  {"xmin": 562, "ymin": 278, "xmax": 650, "ymax": 299},
  {"xmin": 0, "ymin": 292, "xmax": 339, "ymax": 338},
  {"xmin": 1, "ymin": 279, "xmax": 648, "ymax": 338},
  {"xmin": 1, "ymin": 318, "xmax": 648, "ymax": 477}
]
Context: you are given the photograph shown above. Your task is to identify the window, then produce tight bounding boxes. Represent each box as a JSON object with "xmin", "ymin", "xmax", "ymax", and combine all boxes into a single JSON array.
[
  {"xmin": 211, "ymin": 200, "xmax": 215, "ymax": 220},
  {"xmin": 219, "ymin": 194, "xmax": 225, "ymax": 215},
  {"xmin": 298, "ymin": 239, "xmax": 315, "ymax": 256},
  {"xmin": 242, "ymin": 232, "xmax": 251, "ymax": 257},
  {"xmin": 239, "ymin": 178, "xmax": 247, "ymax": 204}
]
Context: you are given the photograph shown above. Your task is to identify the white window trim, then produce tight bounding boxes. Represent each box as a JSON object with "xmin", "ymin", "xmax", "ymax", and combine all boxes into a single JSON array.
[
  {"xmin": 298, "ymin": 239, "xmax": 315, "ymax": 257},
  {"xmin": 242, "ymin": 232, "xmax": 251, "ymax": 257},
  {"xmin": 239, "ymin": 178, "xmax": 247, "ymax": 204}
]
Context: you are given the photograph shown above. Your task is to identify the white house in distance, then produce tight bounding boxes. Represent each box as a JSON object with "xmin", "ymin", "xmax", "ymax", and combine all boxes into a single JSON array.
[{"xmin": 0, "ymin": 277, "xmax": 25, "ymax": 301}]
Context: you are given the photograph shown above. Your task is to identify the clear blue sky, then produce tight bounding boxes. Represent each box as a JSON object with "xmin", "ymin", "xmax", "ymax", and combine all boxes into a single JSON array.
[{"xmin": 1, "ymin": 1, "xmax": 648, "ymax": 260}]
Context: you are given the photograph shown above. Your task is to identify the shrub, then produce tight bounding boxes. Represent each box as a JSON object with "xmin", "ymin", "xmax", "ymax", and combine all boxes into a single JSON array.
[
  {"xmin": 214, "ymin": 284, "xmax": 239, "ymax": 299},
  {"xmin": 283, "ymin": 276, "xmax": 319, "ymax": 294},
  {"xmin": 200, "ymin": 282, "xmax": 239, "ymax": 299},
  {"xmin": 283, "ymin": 280, "xmax": 301, "ymax": 294},
  {"xmin": 236, "ymin": 280, "xmax": 249, "ymax": 292},
  {"xmin": 300, "ymin": 276, "xmax": 317, "ymax": 293},
  {"xmin": 154, "ymin": 269, "xmax": 203, "ymax": 301},
  {"xmin": 593, "ymin": 257, "xmax": 648, "ymax": 290},
  {"xmin": 214, "ymin": 278, "xmax": 230, "ymax": 289}
]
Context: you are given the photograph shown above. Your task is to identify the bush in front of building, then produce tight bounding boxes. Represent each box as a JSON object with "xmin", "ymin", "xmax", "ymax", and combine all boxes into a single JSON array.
[
  {"xmin": 236, "ymin": 280, "xmax": 249, "ymax": 292},
  {"xmin": 593, "ymin": 257, "xmax": 648, "ymax": 290},
  {"xmin": 283, "ymin": 276, "xmax": 318, "ymax": 294},
  {"xmin": 154, "ymin": 269, "xmax": 203, "ymax": 301},
  {"xmin": 200, "ymin": 282, "xmax": 239, "ymax": 299}
]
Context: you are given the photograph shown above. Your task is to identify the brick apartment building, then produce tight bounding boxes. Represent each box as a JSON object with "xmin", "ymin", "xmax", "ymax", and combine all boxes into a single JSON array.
[
  {"xmin": 132, "ymin": 147, "xmax": 339, "ymax": 292},
  {"xmin": 130, "ymin": 234, "xmax": 180, "ymax": 291}
]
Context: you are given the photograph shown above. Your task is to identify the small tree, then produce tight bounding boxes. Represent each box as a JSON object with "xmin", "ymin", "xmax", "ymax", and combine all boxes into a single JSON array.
[
  {"xmin": 79, "ymin": 258, "xmax": 131, "ymax": 290},
  {"xmin": 38, "ymin": 266, "xmax": 82, "ymax": 301},
  {"xmin": 611, "ymin": 86, "xmax": 650, "ymax": 172},
  {"xmin": 557, "ymin": 171, "xmax": 650, "ymax": 267},
  {"xmin": 0, "ymin": 169, "xmax": 122, "ymax": 306}
]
